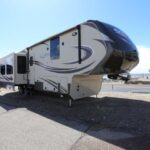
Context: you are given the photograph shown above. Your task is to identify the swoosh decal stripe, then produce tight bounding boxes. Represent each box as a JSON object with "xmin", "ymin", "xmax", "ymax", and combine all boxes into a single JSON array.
[
  {"xmin": 41, "ymin": 78, "xmax": 67, "ymax": 93},
  {"xmin": 34, "ymin": 61, "xmax": 95, "ymax": 74},
  {"xmin": 83, "ymin": 22, "xmax": 98, "ymax": 30},
  {"xmin": 34, "ymin": 61, "xmax": 74, "ymax": 71},
  {"xmin": 0, "ymin": 76, "xmax": 13, "ymax": 81},
  {"xmin": 64, "ymin": 46, "xmax": 93, "ymax": 65},
  {"xmin": 94, "ymin": 39, "xmax": 107, "ymax": 50}
]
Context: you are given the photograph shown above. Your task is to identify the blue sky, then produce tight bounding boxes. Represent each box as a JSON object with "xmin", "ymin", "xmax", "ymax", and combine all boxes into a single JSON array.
[{"xmin": 0, "ymin": 0, "xmax": 150, "ymax": 73}]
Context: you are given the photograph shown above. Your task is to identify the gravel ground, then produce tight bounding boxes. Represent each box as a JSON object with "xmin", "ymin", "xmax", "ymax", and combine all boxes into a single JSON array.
[{"xmin": 0, "ymin": 87, "xmax": 150, "ymax": 149}]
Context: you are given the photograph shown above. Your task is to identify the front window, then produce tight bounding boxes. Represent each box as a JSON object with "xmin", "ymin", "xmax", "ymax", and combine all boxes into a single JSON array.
[
  {"xmin": 50, "ymin": 37, "xmax": 60, "ymax": 59},
  {"xmin": 102, "ymin": 23, "xmax": 136, "ymax": 51}
]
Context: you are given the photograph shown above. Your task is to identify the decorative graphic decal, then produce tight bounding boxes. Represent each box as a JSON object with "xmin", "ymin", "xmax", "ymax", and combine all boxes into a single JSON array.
[
  {"xmin": 34, "ymin": 61, "xmax": 74, "ymax": 71},
  {"xmin": 41, "ymin": 78, "xmax": 67, "ymax": 93},
  {"xmin": 64, "ymin": 46, "xmax": 93, "ymax": 65},
  {"xmin": 0, "ymin": 76, "xmax": 13, "ymax": 81},
  {"xmin": 94, "ymin": 39, "xmax": 108, "ymax": 50},
  {"xmin": 34, "ymin": 60, "xmax": 95, "ymax": 74},
  {"xmin": 83, "ymin": 22, "xmax": 98, "ymax": 30}
]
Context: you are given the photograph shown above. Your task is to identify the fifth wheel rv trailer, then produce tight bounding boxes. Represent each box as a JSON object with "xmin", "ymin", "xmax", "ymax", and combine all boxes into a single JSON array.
[{"xmin": 0, "ymin": 20, "xmax": 139, "ymax": 104}]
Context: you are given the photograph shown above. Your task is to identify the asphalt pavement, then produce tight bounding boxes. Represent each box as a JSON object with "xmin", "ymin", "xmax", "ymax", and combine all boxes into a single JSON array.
[
  {"xmin": 101, "ymin": 82, "xmax": 150, "ymax": 93},
  {"xmin": 0, "ymin": 84, "xmax": 150, "ymax": 150}
]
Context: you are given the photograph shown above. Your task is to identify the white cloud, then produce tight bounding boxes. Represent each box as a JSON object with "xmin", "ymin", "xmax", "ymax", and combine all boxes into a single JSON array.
[{"xmin": 131, "ymin": 45, "xmax": 150, "ymax": 74}]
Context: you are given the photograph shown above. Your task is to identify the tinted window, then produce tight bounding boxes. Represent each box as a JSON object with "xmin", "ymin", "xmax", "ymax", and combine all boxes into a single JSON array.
[
  {"xmin": 94, "ymin": 21, "xmax": 136, "ymax": 51},
  {"xmin": 7, "ymin": 65, "xmax": 13, "ymax": 74},
  {"xmin": 1, "ymin": 65, "xmax": 5, "ymax": 75},
  {"xmin": 50, "ymin": 37, "xmax": 60, "ymax": 59},
  {"xmin": 102, "ymin": 23, "xmax": 136, "ymax": 51},
  {"xmin": 17, "ymin": 56, "xmax": 26, "ymax": 74}
]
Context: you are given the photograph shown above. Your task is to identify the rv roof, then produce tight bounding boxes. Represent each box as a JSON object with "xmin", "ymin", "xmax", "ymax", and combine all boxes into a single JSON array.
[
  {"xmin": 0, "ymin": 53, "xmax": 15, "ymax": 60},
  {"xmin": 27, "ymin": 23, "xmax": 81, "ymax": 50}
]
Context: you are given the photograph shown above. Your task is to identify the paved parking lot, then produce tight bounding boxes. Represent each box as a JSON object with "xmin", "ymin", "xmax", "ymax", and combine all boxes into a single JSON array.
[
  {"xmin": 101, "ymin": 82, "xmax": 150, "ymax": 93},
  {"xmin": 0, "ymin": 84, "xmax": 150, "ymax": 150}
]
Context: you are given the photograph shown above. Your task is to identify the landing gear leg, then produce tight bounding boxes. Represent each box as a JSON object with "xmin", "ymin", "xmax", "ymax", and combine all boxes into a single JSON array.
[
  {"xmin": 69, "ymin": 99, "xmax": 72, "ymax": 107},
  {"xmin": 13, "ymin": 86, "xmax": 15, "ymax": 91}
]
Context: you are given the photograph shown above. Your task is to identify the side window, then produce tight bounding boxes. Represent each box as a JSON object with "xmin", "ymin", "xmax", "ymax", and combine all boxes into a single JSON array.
[
  {"xmin": 17, "ymin": 56, "xmax": 26, "ymax": 74},
  {"xmin": 1, "ymin": 65, "xmax": 5, "ymax": 75},
  {"xmin": 7, "ymin": 65, "xmax": 13, "ymax": 75},
  {"xmin": 50, "ymin": 37, "xmax": 60, "ymax": 59}
]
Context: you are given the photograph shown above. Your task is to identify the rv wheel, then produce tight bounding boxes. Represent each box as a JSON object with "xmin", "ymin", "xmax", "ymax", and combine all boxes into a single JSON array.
[{"xmin": 24, "ymin": 88, "xmax": 32, "ymax": 96}]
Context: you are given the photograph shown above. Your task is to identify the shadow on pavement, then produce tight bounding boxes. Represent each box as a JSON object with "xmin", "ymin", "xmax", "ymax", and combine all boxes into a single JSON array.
[{"xmin": 0, "ymin": 91, "xmax": 150, "ymax": 150}]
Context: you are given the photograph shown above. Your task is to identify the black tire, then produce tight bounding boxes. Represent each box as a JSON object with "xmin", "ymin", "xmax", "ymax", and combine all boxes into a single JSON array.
[{"xmin": 18, "ymin": 86, "xmax": 25, "ymax": 95}]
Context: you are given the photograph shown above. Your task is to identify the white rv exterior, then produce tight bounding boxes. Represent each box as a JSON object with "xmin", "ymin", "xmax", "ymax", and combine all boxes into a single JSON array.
[
  {"xmin": 0, "ymin": 20, "xmax": 139, "ymax": 101},
  {"xmin": 0, "ymin": 53, "xmax": 27, "ymax": 86},
  {"xmin": 27, "ymin": 24, "xmax": 107, "ymax": 99}
]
